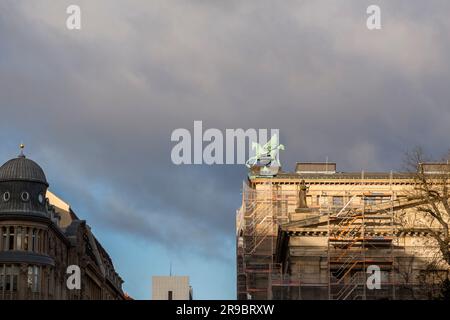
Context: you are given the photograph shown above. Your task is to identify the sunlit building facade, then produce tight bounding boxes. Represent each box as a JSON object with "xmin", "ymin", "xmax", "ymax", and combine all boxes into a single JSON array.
[
  {"xmin": 152, "ymin": 276, "xmax": 193, "ymax": 300},
  {"xmin": 237, "ymin": 162, "xmax": 450, "ymax": 300},
  {"xmin": 0, "ymin": 150, "xmax": 124, "ymax": 300}
]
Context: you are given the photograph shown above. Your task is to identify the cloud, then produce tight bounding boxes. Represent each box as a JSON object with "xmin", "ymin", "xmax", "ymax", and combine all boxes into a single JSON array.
[{"xmin": 1, "ymin": 0, "xmax": 450, "ymax": 297}]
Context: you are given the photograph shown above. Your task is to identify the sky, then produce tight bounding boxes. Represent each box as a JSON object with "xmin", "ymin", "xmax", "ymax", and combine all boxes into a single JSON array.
[{"xmin": 1, "ymin": 0, "xmax": 450, "ymax": 299}]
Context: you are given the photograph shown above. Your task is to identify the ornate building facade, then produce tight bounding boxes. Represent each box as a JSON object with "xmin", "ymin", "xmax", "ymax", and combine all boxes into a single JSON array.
[{"xmin": 0, "ymin": 149, "xmax": 124, "ymax": 300}]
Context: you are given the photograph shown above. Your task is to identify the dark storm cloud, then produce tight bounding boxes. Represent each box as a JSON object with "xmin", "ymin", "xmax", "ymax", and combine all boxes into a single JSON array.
[{"xmin": 1, "ymin": 0, "xmax": 450, "ymax": 263}]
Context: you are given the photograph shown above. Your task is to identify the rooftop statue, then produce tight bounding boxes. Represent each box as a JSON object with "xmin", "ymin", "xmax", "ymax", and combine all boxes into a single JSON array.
[
  {"xmin": 245, "ymin": 134, "xmax": 285, "ymax": 169},
  {"xmin": 297, "ymin": 179, "xmax": 309, "ymax": 209}
]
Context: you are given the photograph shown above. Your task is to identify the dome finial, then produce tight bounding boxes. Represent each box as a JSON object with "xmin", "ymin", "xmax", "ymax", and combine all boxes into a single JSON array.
[{"xmin": 19, "ymin": 143, "xmax": 26, "ymax": 158}]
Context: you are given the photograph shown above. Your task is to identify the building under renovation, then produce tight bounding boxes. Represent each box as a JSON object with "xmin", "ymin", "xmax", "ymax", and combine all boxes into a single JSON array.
[{"xmin": 236, "ymin": 162, "xmax": 450, "ymax": 300}]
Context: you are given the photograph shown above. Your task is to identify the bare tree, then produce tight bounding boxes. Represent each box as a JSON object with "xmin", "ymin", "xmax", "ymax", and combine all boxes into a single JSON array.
[{"xmin": 404, "ymin": 147, "xmax": 450, "ymax": 267}]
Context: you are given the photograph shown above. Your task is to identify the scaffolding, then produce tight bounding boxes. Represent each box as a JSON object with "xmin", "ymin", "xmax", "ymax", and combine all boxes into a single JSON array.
[
  {"xmin": 237, "ymin": 176, "xmax": 439, "ymax": 300},
  {"xmin": 327, "ymin": 191, "xmax": 396, "ymax": 300},
  {"xmin": 237, "ymin": 181, "xmax": 291, "ymax": 300}
]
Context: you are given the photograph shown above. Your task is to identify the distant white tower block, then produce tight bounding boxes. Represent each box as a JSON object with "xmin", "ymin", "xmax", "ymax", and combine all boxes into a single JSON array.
[{"xmin": 152, "ymin": 276, "xmax": 193, "ymax": 300}]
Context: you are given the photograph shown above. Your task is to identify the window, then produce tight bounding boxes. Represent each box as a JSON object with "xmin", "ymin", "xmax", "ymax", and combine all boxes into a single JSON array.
[
  {"xmin": 364, "ymin": 197, "xmax": 377, "ymax": 205},
  {"xmin": 32, "ymin": 229, "xmax": 36, "ymax": 252},
  {"xmin": 333, "ymin": 196, "xmax": 344, "ymax": 206},
  {"xmin": 4, "ymin": 266, "xmax": 10, "ymax": 291},
  {"xmin": 38, "ymin": 193, "xmax": 44, "ymax": 204},
  {"xmin": 0, "ymin": 265, "xmax": 19, "ymax": 294},
  {"xmin": 21, "ymin": 191, "xmax": 30, "ymax": 202},
  {"xmin": 319, "ymin": 196, "xmax": 328, "ymax": 206},
  {"xmin": 1, "ymin": 227, "xmax": 7, "ymax": 251},
  {"xmin": 23, "ymin": 227, "xmax": 29, "ymax": 251},
  {"xmin": 27, "ymin": 266, "xmax": 40, "ymax": 293},
  {"xmin": 37, "ymin": 230, "xmax": 41, "ymax": 253},
  {"xmin": 0, "ymin": 266, "xmax": 3, "ymax": 292},
  {"xmin": 12, "ymin": 266, "xmax": 18, "ymax": 292},
  {"xmin": 27, "ymin": 267, "xmax": 32, "ymax": 289},
  {"xmin": 8, "ymin": 227, "xmax": 14, "ymax": 250},
  {"xmin": 168, "ymin": 290, "xmax": 173, "ymax": 300},
  {"xmin": 16, "ymin": 227, "xmax": 22, "ymax": 250},
  {"xmin": 2, "ymin": 192, "xmax": 10, "ymax": 202}
]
